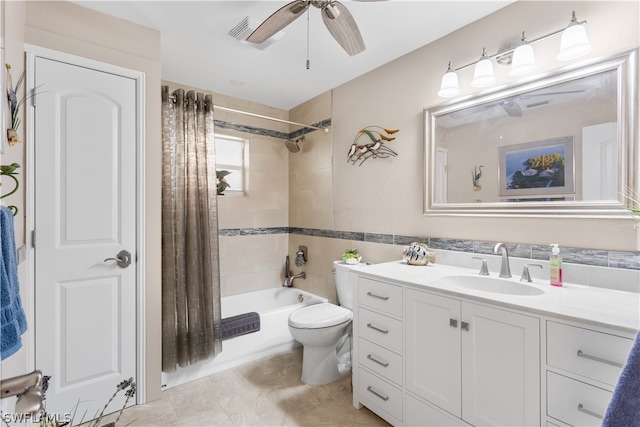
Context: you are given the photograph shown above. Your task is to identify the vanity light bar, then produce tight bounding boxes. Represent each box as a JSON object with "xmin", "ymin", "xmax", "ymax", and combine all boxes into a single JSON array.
[{"xmin": 438, "ymin": 11, "xmax": 591, "ymax": 98}]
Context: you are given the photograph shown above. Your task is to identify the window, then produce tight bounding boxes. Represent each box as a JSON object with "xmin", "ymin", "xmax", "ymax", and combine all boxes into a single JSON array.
[{"xmin": 215, "ymin": 134, "xmax": 247, "ymax": 196}]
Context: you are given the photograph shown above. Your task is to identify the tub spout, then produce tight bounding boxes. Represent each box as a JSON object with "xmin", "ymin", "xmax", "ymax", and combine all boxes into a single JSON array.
[
  {"xmin": 284, "ymin": 255, "xmax": 306, "ymax": 287},
  {"xmin": 284, "ymin": 271, "xmax": 306, "ymax": 288}
]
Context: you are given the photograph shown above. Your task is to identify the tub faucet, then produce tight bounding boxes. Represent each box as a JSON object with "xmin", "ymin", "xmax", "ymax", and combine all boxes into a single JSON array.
[
  {"xmin": 492, "ymin": 243, "xmax": 512, "ymax": 278},
  {"xmin": 284, "ymin": 255, "xmax": 306, "ymax": 287}
]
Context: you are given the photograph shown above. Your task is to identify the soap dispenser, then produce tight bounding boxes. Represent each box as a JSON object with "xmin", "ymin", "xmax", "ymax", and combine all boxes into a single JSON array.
[{"xmin": 549, "ymin": 244, "xmax": 563, "ymax": 287}]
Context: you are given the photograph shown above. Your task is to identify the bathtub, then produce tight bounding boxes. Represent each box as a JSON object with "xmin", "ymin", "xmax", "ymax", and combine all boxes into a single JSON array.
[{"xmin": 161, "ymin": 287, "xmax": 327, "ymax": 389}]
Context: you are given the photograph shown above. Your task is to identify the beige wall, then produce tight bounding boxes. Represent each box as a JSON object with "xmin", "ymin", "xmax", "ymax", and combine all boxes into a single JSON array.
[
  {"xmin": 287, "ymin": 92, "xmax": 336, "ymax": 300},
  {"xmin": 331, "ymin": 0, "xmax": 639, "ymax": 250},
  {"xmin": 289, "ymin": 92, "xmax": 333, "ymax": 229}
]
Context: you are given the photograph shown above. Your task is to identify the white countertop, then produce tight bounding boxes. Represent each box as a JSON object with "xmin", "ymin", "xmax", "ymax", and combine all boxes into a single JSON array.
[{"xmin": 351, "ymin": 260, "xmax": 640, "ymax": 334}]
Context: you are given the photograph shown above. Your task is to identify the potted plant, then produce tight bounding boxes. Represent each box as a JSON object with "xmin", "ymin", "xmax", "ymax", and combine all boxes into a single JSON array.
[
  {"xmin": 216, "ymin": 170, "xmax": 231, "ymax": 195},
  {"xmin": 341, "ymin": 248, "xmax": 361, "ymax": 265},
  {"xmin": 625, "ymin": 187, "xmax": 640, "ymax": 250}
]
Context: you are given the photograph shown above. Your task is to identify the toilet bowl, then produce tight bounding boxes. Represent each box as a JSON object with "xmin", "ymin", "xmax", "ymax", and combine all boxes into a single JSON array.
[
  {"xmin": 287, "ymin": 260, "xmax": 359, "ymax": 385},
  {"xmin": 288, "ymin": 303, "xmax": 353, "ymax": 385}
]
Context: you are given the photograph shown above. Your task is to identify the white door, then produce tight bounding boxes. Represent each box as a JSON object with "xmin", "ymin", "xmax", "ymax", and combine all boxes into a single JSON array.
[
  {"xmin": 461, "ymin": 302, "xmax": 539, "ymax": 426},
  {"xmin": 33, "ymin": 57, "xmax": 137, "ymax": 417},
  {"xmin": 435, "ymin": 147, "xmax": 448, "ymax": 204},
  {"xmin": 405, "ymin": 289, "xmax": 461, "ymax": 418},
  {"xmin": 582, "ymin": 122, "xmax": 617, "ymax": 201}
]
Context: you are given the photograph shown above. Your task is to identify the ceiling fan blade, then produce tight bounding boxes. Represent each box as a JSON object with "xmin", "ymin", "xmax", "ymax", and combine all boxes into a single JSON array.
[
  {"xmin": 321, "ymin": 1, "xmax": 366, "ymax": 56},
  {"xmin": 247, "ymin": 0, "xmax": 310, "ymax": 44},
  {"xmin": 519, "ymin": 89, "xmax": 586, "ymax": 99}
]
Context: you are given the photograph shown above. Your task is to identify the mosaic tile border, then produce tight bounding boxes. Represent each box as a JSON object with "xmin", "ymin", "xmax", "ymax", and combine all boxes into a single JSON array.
[
  {"xmin": 219, "ymin": 226, "xmax": 640, "ymax": 271},
  {"xmin": 214, "ymin": 118, "xmax": 331, "ymax": 141}
]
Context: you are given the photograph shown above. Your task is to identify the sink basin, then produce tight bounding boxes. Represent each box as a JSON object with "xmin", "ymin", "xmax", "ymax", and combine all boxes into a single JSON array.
[{"xmin": 440, "ymin": 275, "xmax": 545, "ymax": 296}]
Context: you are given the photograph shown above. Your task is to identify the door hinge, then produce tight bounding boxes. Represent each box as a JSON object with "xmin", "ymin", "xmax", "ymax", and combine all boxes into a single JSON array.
[{"xmin": 31, "ymin": 230, "xmax": 36, "ymax": 248}]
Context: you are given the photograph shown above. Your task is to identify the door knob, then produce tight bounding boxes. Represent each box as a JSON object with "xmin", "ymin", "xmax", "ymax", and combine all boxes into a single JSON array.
[{"xmin": 104, "ymin": 250, "xmax": 132, "ymax": 268}]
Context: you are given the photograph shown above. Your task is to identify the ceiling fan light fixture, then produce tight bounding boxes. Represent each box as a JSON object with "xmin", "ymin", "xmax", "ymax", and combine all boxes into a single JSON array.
[
  {"xmin": 470, "ymin": 48, "xmax": 495, "ymax": 88},
  {"xmin": 323, "ymin": 3, "xmax": 341, "ymax": 19},
  {"xmin": 290, "ymin": 1, "xmax": 310, "ymax": 14},
  {"xmin": 438, "ymin": 62, "xmax": 460, "ymax": 98},
  {"xmin": 557, "ymin": 11, "xmax": 591, "ymax": 61},
  {"xmin": 509, "ymin": 33, "xmax": 537, "ymax": 76}
]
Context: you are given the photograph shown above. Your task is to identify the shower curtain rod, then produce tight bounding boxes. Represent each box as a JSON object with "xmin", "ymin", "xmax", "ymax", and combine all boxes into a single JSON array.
[
  {"xmin": 213, "ymin": 105, "xmax": 329, "ymax": 133},
  {"xmin": 165, "ymin": 92, "xmax": 328, "ymax": 132}
]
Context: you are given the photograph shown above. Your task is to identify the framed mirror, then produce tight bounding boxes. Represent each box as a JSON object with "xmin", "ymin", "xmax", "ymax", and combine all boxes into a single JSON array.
[{"xmin": 424, "ymin": 49, "xmax": 638, "ymax": 217}]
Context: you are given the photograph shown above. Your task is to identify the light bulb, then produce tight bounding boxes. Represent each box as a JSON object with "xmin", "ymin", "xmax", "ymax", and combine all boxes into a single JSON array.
[
  {"xmin": 510, "ymin": 33, "xmax": 537, "ymax": 76},
  {"xmin": 471, "ymin": 48, "xmax": 495, "ymax": 87},
  {"xmin": 557, "ymin": 17, "xmax": 591, "ymax": 60},
  {"xmin": 438, "ymin": 63, "xmax": 460, "ymax": 98}
]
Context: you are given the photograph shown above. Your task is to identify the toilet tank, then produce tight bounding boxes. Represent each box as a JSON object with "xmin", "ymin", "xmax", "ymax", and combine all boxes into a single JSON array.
[{"xmin": 333, "ymin": 260, "xmax": 359, "ymax": 310}]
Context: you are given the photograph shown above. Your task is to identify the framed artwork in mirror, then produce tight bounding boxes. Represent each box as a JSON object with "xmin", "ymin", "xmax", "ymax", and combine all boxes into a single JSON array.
[{"xmin": 498, "ymin": 136, "xmax": 574, "ymax": 198}]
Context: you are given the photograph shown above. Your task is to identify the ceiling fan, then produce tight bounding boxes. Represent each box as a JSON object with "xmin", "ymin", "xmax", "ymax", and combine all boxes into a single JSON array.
[
  {"xmin": 451, "ymin": 89, "xmax": 587, "ymax": 120},
  {"xmin": 247, "ymin": 0, "xmax": 380, "ymax": 56}
]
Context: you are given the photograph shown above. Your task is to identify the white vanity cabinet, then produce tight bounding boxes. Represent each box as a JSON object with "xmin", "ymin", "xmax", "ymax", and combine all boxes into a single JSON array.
[
  {"xmin": 352, "ymin": 262, "xmax": 638, "ymax": 427},
  {"xmin": 353, "ymin": 275, "xmax": 540, "ymax": 427},
  {"xmin": 405, "ymin": 288, "xmax": 540, "ymax": 427},
  {"xmin": 544, "ymin": 320, "xmax": 634, "ymax": 426}
]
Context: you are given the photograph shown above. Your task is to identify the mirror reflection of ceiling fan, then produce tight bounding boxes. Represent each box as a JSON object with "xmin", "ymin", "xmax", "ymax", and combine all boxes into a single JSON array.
[
  {"xmin": 247, "ymin": 0, "xmax": 384, "ymax": 57},
  {"xmin": 452, "ymin": 89, "xmax": 586, "ymax": 120}
]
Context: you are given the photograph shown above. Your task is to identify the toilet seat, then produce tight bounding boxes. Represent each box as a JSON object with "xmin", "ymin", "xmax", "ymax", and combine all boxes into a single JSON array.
[{"xmin": 288, "ymin": 303, "xmax": 353, "ymax": 329}]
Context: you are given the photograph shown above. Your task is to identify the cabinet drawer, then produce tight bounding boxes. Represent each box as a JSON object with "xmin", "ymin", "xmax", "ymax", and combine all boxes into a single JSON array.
[
  {"xmin": 547, "ymin": 321, "xmax": 632, "ymax": 386},
  {"xmin": 358, "ymin": 367, "xmax": 403, "ymax": 421},
  {"xmin": 547, "ymin": 372, "xmax": 611, "ymax": 427},
  {"xmin": 358, "ymin": 308, "xmax": 403, "ymax": 353},
  {"xmin": 358, "ymin": 337, "xmax": 403, "ymax": 386},
  {"xmin": 358, "ymin": 277, "xmax": 403, "ymax": 317}
]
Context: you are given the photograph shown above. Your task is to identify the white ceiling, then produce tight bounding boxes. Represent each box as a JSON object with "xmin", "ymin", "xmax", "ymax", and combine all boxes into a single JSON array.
[{"xmin": 73, "ymin": 1, "xmax": 515, "ymax": 110}]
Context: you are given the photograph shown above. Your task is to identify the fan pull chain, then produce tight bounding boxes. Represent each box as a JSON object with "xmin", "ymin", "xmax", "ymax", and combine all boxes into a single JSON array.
[{"xmin": 306, "ymin": 8, "xmax": 311, "ymax": 70}]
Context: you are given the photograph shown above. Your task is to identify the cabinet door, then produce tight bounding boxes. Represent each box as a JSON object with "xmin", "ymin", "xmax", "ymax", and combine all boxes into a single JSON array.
[
  {"xmin": 406, "ymin": 289, "xmax": 462, "ymax": 418},
  {"xmin": 461, "ymin": 302, "xmax": 540, "ymax": 427}
]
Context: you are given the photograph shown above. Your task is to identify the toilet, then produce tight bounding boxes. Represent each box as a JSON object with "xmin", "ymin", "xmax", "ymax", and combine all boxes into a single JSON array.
[{"xmin": 288, "ymin": 260, "xmax": 358, "ymax": 385}]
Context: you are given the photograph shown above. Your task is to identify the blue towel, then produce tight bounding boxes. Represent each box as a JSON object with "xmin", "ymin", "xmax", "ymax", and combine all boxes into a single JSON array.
[
  {"xmin": 1, "ymin": 205, "xmax": 28, "ymax": 360},
  {"xmin": 602, "ymin": 330, "xmax": 640, "ymax": 426}
]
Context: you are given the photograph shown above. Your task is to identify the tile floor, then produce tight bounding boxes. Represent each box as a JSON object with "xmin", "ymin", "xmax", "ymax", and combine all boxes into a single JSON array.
[{"xmin": 101, "ymin": 347, "xmax": 390, "ymax": 426}]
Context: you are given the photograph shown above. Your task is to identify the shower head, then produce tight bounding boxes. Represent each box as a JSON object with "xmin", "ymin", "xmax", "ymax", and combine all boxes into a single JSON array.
[{"xmin": 285, "ymin": 136, "xmax": 305, "ymax": 153}]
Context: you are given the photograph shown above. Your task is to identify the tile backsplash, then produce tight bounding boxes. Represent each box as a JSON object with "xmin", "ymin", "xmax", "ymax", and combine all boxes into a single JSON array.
[
  {"xmin": 221, "ymin": 226, "xmax": 639, "ymax": 271},
  {"xmin": 220, "ymin": 226, "xmax": 639, "ymax": 295}
]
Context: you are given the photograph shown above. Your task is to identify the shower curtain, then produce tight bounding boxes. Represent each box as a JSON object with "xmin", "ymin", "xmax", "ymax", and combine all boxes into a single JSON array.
[{"xmin": 161, "ymin": 86, "xmax": 222, "ymax": 372}]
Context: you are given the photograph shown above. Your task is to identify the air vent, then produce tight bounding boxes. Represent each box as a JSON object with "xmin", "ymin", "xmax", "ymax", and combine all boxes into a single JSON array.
[{"xmin": 228, "ymin": 16, "xmax": 283, "ymax": 50}]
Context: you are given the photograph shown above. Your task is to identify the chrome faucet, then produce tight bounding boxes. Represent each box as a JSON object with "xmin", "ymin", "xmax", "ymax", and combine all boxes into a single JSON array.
[
  {"xmin": 520, "ymin": 264, "xmax": 543, "ymax": 282},
  {"xmin": 284, "ymin": 255, "xmax": 306, "ymax": 287},
  {"xmin": 492, "ymin": 243, "xmax": 512, "ymax": 278}
]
